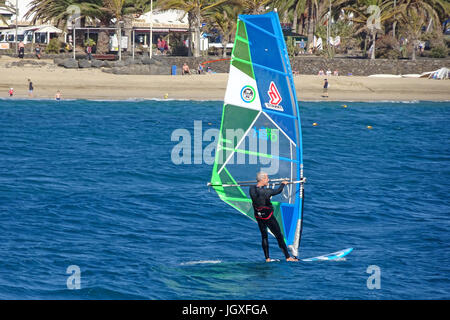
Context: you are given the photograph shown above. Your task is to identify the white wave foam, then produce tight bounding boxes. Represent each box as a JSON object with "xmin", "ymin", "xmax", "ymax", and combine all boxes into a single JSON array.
[{"xmin": 180, "ymin": 260, "xmax": 222, "ymax": 266}]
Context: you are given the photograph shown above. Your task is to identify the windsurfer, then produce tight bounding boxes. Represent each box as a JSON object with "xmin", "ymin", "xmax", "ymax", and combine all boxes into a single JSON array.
[{"xmin": 250, "ymin": 172, "xmax": 299, "ymax": 262}]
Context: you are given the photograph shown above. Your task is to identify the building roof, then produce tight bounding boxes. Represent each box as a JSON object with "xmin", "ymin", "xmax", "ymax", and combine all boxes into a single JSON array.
[
  {"xmin": 133, "ymin": 9, "xmax": 188, "ymax": 30},
  {"xmin": 36, "ymin": 25, "xmax": 62, "ymax": 33}
]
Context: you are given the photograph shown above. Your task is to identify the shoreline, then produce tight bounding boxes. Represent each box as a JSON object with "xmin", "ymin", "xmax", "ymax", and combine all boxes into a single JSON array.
[
  {"xmin": 1, "ymin": 96, "xmax": 449, "ymax": 103},
  {"xmin": 1, "ymin": 57, "xmax": 449, "ymax": 102}
]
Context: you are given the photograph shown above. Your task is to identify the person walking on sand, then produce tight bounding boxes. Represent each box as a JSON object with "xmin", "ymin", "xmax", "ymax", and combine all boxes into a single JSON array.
[
  {"xmin": 8, "ymin": 88, "xmax": 14, "ymax": 97},
  {"xmin": 55, "ymin": 90, "xmax": 62, "ymax": 101},
  {"xmin": 322, "ymin": 78, "xmax": 329, "ymax": 98},
  {"xmin": 28, "ymin": 79, "xmax": 34, "ymax": 97}
]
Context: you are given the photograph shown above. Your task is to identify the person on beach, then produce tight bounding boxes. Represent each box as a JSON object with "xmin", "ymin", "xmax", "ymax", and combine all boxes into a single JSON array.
[
  {"xmin": 322, "ymin": 78, "xmax": 329, "ymax": 98},
  {"xmin": 163, "ymin": 40, "xmax": 169, "ymax": 54},
  {"xmin": 161, "ymin": 38, "xmax": 167, "ymax": 55},
  {"xmin": 250, "ymin": 172, "xmax": 298, "ymax": 262},
  {"xmin": 197, "ymin": 63, "xmax": 204, "ymax": 74},
  {"xmin": 28, "ymin": 79, "xmax": 34, "ymax": 97},
  {"xmin": 55, "ymin": 90, "xmax": 61, "ymax": 101},
  {"xmin": 35, "ymin": 45, "xmax": 41, "ymax": 59},
  {"xmin": 8, "ymin": 88, "xmax": 14, "ymax": 97},
  {"xmin": 182, "ymin": 63, "xmax": 191, "ymax": 75},
  {"xmin": 18, "ymin": 41, "xmax": 25, "ymax": 59},
  {"xmin": 157, "ymin": 38, "xmax": 165, "ymax": 55},
  {"xmin": 299, "ymin": 39, "xmax": 305, "ymax": 54},
  {"xmin": 86, "ymin": 45, "xmax": 92, "ymax": 60}
]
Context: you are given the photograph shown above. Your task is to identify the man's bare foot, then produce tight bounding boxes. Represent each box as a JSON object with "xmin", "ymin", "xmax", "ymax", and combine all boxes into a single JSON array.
[{"xmin": 286, "ymin": 257, "xmax": 299, "ymax": 262}]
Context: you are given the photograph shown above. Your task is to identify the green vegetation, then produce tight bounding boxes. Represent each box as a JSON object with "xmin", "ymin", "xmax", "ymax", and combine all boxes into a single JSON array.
[
  {"xmin": 84, "ymin": 38, "xmax": 96, "ymax": 47},
  {"xmin": 19, "ymin": 0, "xmax": 450, "ymax": 59},
  {"xmin": 430, "ymin": 46, "xmax": 448, "ymax": 58},
  {"xmin": 45, "ymin": 38, "xmax": 62, "ymax": 53}
]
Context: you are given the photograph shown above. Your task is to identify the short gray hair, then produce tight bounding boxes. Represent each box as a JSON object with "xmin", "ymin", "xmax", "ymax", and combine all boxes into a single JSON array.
[{"xmin": 256, "ymin": 171, "xmax": 268, "ymax": 182}]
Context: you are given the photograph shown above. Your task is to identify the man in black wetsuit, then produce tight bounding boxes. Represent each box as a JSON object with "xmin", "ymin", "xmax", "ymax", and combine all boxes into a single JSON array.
[{"xmin": 250, "ymin": 172, "xmax": 298, "ymax": 262}]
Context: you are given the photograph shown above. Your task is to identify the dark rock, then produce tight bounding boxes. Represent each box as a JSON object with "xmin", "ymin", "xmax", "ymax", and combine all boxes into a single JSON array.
[
  {"xmin": 78, "ymin": 59, "xmax": 92, "ymax": 68},
  {"xmin": 91, "ymin": 59, "xmax": 105, "ymax": 68},
  {"xmin": 63, "ymin": 59, "xmax": 79, "ymax": 69},
  {"xmin": 123, "ymin": 57, "xmax": 136, "ymax": 66},
  {"xmin": 113, "ymin": 60, "xmax": 126, "ymax": 68},
  {"xmin": 54, "ymin": 58, "xmax": 65, "ymax": 66},
  {"xmin": 102, "ymin": 61, "xmax": 115, "ymax": 68}
]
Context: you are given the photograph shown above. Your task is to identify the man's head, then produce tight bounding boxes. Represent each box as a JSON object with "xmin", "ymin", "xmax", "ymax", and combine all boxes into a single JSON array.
[{"xmin": 256, "ymin": 171, "xmax": 269, "ymax": 186}]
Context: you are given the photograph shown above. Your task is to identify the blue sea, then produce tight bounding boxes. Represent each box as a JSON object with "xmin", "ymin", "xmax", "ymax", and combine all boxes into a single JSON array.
[{"xmin": 0, "ymin": 99, "xmax": 448, "ymax": 300}]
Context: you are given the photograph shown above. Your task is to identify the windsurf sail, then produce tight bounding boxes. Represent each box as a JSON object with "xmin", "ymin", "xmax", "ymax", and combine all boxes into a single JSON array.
[{"xmin": 209, "ymin": 12, "xmax": 305, "ymax": 257}]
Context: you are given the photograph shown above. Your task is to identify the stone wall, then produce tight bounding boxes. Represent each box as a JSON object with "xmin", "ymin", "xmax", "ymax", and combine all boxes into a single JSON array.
[
  {"xmin": 3, "ymin": 51, "xmax": 448, "ymax": 75},
  {"xmin": 290, "ymin": 56, "xmax": 450, "ymax": 76},
  {"xmin": 156, "ymin": 55, "xmax": 450, "ymax": 75}
]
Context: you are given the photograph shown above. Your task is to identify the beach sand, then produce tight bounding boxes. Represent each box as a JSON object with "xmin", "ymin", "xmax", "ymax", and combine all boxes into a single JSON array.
[{"xmin": 1, "ymin": 56, "xmax": 449, "ymax": 101}]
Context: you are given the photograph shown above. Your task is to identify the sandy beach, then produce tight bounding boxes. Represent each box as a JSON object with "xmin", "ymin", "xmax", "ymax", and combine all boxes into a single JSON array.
[{"xmin": 0, "ymin": 56, "xmax": 449, "ymax": 101}]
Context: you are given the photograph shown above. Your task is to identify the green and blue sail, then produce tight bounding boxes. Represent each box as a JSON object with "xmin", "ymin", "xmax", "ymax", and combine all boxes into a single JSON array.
[{"xmin": 210, "ymin": 12, "xmax": 304, "ymax": 257}]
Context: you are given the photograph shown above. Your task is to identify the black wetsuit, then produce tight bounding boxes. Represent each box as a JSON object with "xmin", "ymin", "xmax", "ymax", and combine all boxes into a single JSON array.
[{"xmin": 249, "ymin": 184, "xmax": 290, "ymax": 260}]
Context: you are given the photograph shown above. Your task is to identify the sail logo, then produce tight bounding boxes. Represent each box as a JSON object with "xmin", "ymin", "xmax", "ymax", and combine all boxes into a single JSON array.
[
  {"xmin": 240, "ymin": 85, "xmax": 255, "ymax": 103},
  {"xmin": 253, "ymin": 127, "xmax": 278, "ymax": 142},
  {"xmin": 265, "ymin": 81, "xmax": 284, "ymax": 111}
]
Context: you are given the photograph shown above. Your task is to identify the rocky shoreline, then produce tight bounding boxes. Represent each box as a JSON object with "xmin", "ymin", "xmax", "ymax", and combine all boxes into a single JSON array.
[{"xmin": 1, "ymin": 53, "xmax": 449, "ymax": 77}]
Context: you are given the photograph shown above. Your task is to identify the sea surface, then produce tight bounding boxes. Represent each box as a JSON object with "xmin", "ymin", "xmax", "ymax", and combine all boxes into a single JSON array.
[{"xmin": 0, "ymin": 99, "xmax": 448, "ymax": 300}]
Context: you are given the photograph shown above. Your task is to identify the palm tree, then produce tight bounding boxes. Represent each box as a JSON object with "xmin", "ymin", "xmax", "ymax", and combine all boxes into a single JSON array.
[
  {"xmin": 25, "ymin": 0, "xmax": 109, "ymax": 52},
  {"xmin": 157, "ymin": 0, "xmax": 229, "ymax": 57},
  {"xmin": 104, "ymin": 0, "xmax": 124, "ymax": 59},
  {"xmin": 24, "ymin": 0, "xmax": 152, "ymax": 54},
  {"xmin": 238, "ymin": 0, "xmax": 272, "ymax": 14},
  {"xmin": 0, "ymin": 0, "xmax": 15, "ymax": 26},
  {"xmin": 204, "ymin": 1, "xmax": 242, "ymax": 57},
  {"xmin": 395, "ymin": 0, "xmax": 449, "ymax": 60},
  {"xmin": 270, "ymin": 0, "xmax": 308, "ymax": 34},
  {"xmin": 341, "ymin": 0, "xmax": 398, "ymax": 59}
]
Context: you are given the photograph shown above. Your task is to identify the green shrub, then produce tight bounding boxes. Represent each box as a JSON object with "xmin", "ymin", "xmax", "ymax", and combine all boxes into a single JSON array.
[
  {"xmin": 286, "ymin": 37, "xmax": 300, "ymax": 57},
  {"xmin": 375, "ymin": 35, "xmax": 401, "ymax": 59},
  {"xmin": 84, "ymin": 38, "xmax": 96, "ymax": 47},
  {"xmin": 45, "ymin": 38, "xmax": 61, "ymax": 54},
  {"xmin": 430, "ymin": 46, "xmax": 448, "ymax": 58}
]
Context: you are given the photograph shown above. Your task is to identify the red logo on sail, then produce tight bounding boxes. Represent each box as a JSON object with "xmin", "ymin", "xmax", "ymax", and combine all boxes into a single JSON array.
[
  {"xmin": 268, "ymin": 81, "xmax": 282, "ymax": 105},
  {"xmin": 265, "ymin": 81, "xmax": 284, "ymax": 111}
]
